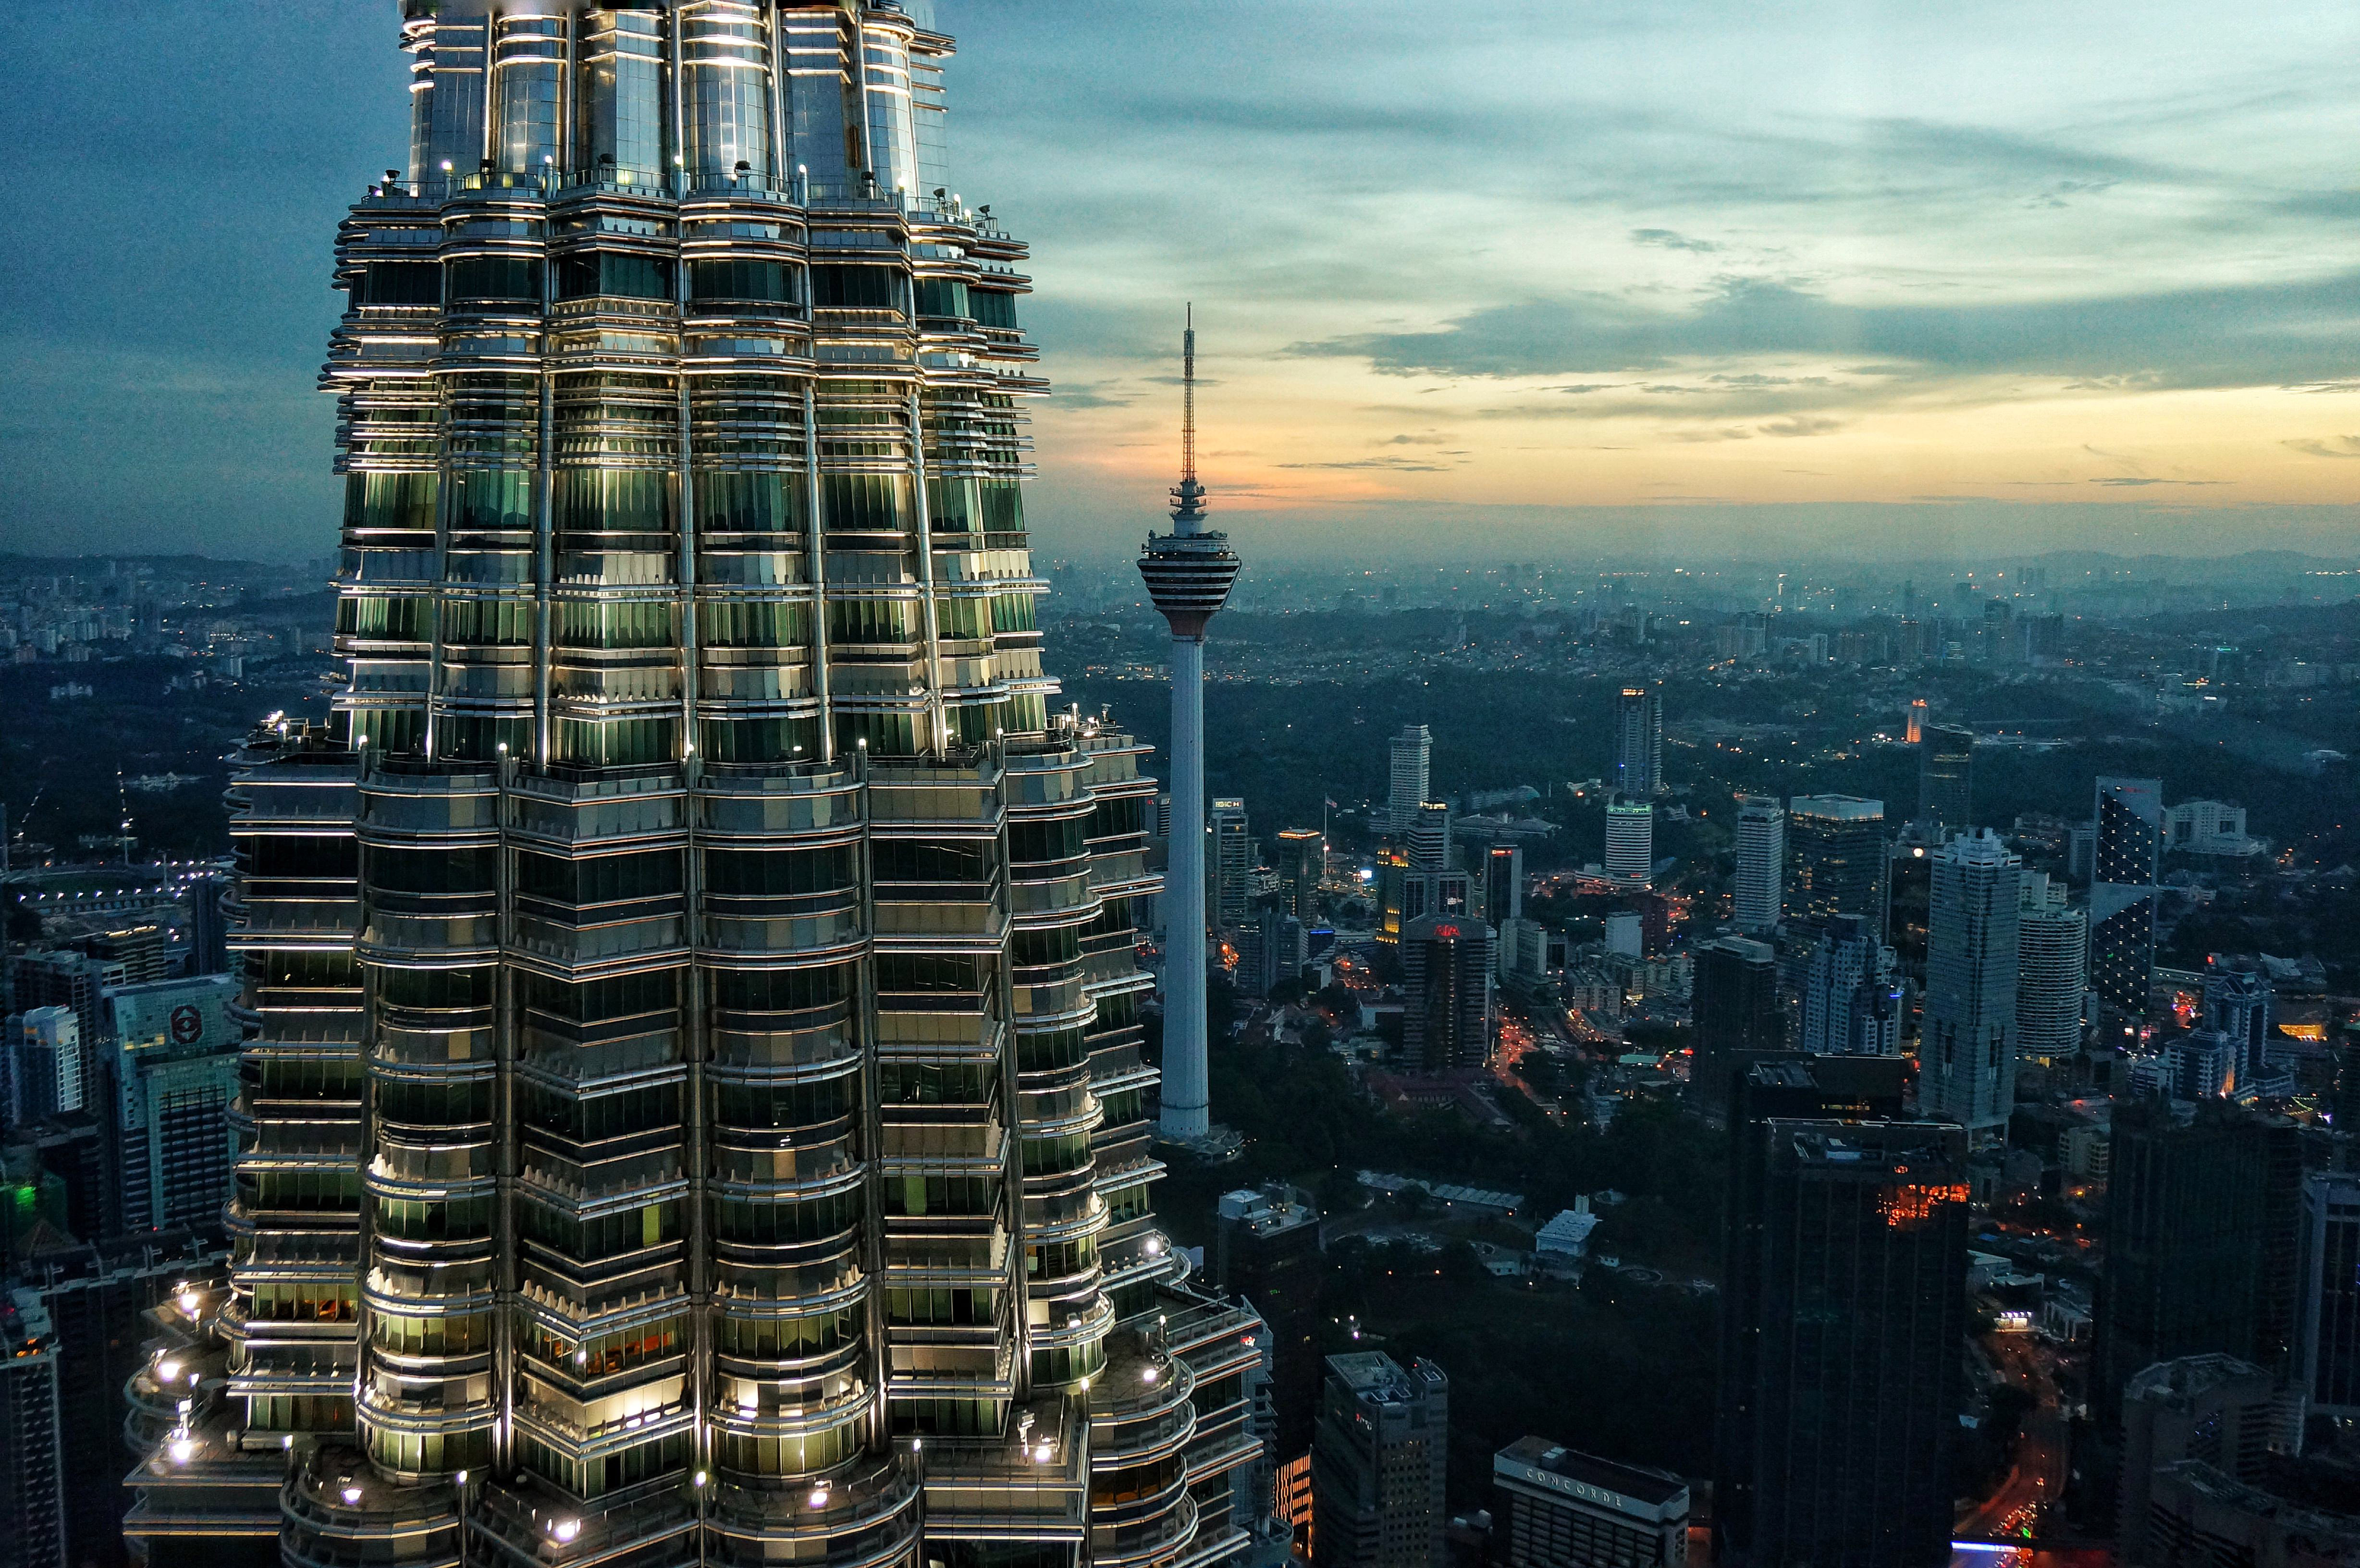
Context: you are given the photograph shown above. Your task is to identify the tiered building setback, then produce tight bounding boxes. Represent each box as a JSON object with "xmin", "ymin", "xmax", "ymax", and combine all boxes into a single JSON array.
[{"xmin": 126, "ymin": 8, "xmax": 1266, "ymax": 1568}]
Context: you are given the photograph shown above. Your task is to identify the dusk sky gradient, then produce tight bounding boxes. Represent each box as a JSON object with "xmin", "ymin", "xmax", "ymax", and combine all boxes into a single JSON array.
[{"xmin": 7, "ymin": 1, "xmax": 2360, "ymax": 566}]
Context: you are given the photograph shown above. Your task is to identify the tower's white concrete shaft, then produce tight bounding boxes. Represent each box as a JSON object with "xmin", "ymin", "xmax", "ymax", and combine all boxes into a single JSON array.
[{"xmin": 1139, "ymin": 307, "xmax": 1240, "ymax": 1140}]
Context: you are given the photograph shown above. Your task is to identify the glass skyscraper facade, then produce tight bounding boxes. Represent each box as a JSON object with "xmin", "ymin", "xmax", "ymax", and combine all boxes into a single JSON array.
[{"xmin": 126, "ymin": 7, "xmax": 1265, "ymax": 1567}]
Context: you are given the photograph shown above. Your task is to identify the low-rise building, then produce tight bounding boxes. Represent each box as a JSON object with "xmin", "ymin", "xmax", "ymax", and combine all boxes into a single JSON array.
[{"xmin": 1493, "ymin": 1437, "xmax": 1688, "ymax": 1568}]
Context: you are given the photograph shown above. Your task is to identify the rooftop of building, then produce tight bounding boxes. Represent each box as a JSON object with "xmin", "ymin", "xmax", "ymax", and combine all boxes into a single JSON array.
[
  {"xmin": 1328, "ymin": 1350, "xmax": 1447, "ymax": 1402},
  {"xmin": 2126, "ymin": 1353, "xmax": 2274, "ymax": 1408},
  {"xmin": 1495, "ymin": 1437, "xmax": 1689, "ymax": 1508},
  {"xmin": 1788, "ymin": 794, "xmax": 1885, "ymax": 818}
]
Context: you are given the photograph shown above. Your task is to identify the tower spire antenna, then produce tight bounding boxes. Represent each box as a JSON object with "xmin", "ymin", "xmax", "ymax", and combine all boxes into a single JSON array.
[
  {"xmin": 1168, "ymin": 305, "xmax": 1207, "ymax": 532},
  {"xmin": 1181, "ymin": 302, "xmax": 1195, "ymax": 486}
]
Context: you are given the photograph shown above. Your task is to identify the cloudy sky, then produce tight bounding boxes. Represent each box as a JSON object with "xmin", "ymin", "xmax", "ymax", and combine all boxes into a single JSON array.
[{"xmin": 9, "ymin": 1, "xmax": 2360, "ymax": 566}]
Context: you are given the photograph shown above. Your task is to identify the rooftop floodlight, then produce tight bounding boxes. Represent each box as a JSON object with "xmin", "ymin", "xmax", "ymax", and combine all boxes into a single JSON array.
[
  {"xmin": 694, "ymin": 1471, "xmax": 709, "ymax": 1488},
  {"xmin": 169, "ymin": 1435, "xmax": 197, "ymax": 1464},
  {"xmin": 553, "ymin": 1519, "xmax": 580, "ymax": 1543},
  {"xmin": 808, "ymin": 1487, "xmax": 830, "ymax": 1509},
  {"xmin": 341, "ymin": 1485, "xmax": 363, "ymax": 1503},
  {"xmin": 454, "ymin": 1470, "xmax": 468, "ymax": 1487}
]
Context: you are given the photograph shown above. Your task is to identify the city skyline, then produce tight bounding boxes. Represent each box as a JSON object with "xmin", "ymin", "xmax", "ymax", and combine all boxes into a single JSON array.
[{"xmin": 13, "ymin": 2, "xmax": 2360, "ymax": 566}]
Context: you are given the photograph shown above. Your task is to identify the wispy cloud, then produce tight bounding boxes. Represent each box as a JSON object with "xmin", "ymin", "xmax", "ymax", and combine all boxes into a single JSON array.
[
  {"xmin": 2282, "ymin": 435, "xmax": 2360, "ymax": 458},
  {"xmin": 1632, "ymin": 228, "xmax": 1720, "ymax": 253}
]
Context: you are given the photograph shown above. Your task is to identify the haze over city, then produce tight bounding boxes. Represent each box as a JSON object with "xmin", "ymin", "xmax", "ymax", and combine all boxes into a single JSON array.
[{"xmin": 11, "ymin": 1, "xmax": 2360, "ymax": 564}]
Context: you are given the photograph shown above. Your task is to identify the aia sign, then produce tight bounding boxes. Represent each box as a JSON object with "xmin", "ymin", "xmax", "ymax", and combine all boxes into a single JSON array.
[{"xmin": 169, "ymin": 1004, "xmax": 206, "ymax": 1046}]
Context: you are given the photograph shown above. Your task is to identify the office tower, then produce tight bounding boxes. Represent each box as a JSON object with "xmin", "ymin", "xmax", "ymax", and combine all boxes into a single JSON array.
[
  {"xmin": 1481, "ymin": 843, "xmax": 1523, "ymax": 926},
  {"xmin": 2204, "ymin": 967, "xmax": 2276, "ymax": 1091},
  {"xmin": 1493, "ymin": 1438, "xmax": 1689, "ymax": 1568},
  {"xmin": 1217, "ymin": 1187, "xmax": 1323, "ymax": 1464},
  {"xmin": 1717, "ymin": 1053, "xmax": 1912, "ymax": 1503},
  {"xmin": 105, "ymin": 975, "xmax": 242, "ymax": 1233},
  {"xmin": 2299, "ymin": 1172, "xmax": 2360, "ymax": 1423},
  {"xmin": 2014, "ymin": 872, "xmax": 2087, "ymax": 1063},
  {"xmin": 1211, "ymin": 796, "xmax": 1254, "ymax": 931},
  {"xmin": 1733, "ymin": 796, "xmax": 1783, "ymax": 934},
  {"xmin": 0, "ymin": 1290, "xmax": 67, "ymax": 1568},
  {"xmin": 184, "ymin": 874, "xmax": 230, "ymax": 978},
  {"xmin": 1916, "ymin": 724, "xmax": 1973, "ymax": 832},
  {"xmin": 2098, "ymin": 1100, "xmax": 2302, "ymax": 1419},
  {"xmin": 1799, "ymin": 914, "xmax": 1901, "ymax": 1057},
  {"xmin": 1146, "ymin": 310, "xmax": 1243, "ymax": 1141},
  {"xmin": 2115, "ymin": 1355, "xmax": 2277, "ymax": 1566},
  {"xmin": 8, "ymin": 1008, "xmax": 83, "ymax": 1124},
  {"xmin": 1691, "ymin": 938, "xmax": 1782, "ymax": 1109},
  {"xmin": 1310, "ymin": 1353, "xmax": 1448, "ymax": 1568},
  {"xmin": 1604, "ymin": 796, "xmax": 1653, "ymax": 881},
  {"xmin": 2092, "ymin": 777, "xmax": 2166, "ymax": 1021},
  {"xmin": 1715, "ymin": 1119, "xmax": 1967, "ymax": 1568},
  {"xmin": 1920, "ymin": 831, "xmax": 2021, "ymax": 1138},
  {"xmin": 1784, "ymin": 796, "xmax": 1887, "ymax": 940},
  {"xmin": 1374, "ymin": 843, "xmax": 1409, "ymax": 948},
  {"xmin": 1613, "ymin": 687, "xmax": 1663, "ymax": 797},
  {"xmin": 1904, "ymin": 698, "xmax": 1925, "ymax": 745},
  {"xmin": 1401, "ymin": 916, "xmax": 1495, "ymax": 1072},
  {"xmin": 1386, "ymin": 726, "xmax": 1431, "ymax": 832},
  {"xmin": 129, "ymin": 13, "xmax": 1265, "ymax": 1568},
  {"xmin": 1242, "ymin": 901, "xmax": 1306, "ymax": 999},
  {"xmin": 1278, "ymin": 828, "xmax": 1324, "ymax": 924},
  {"xmin": 1406, "ymin": 801, "xmax": 1451, "ymax": 873}
]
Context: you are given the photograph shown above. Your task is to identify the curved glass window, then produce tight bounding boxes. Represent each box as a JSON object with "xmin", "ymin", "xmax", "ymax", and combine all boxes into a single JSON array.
[
  {"xmin": 810, "ymin": 264, "xmax": 901, "ymax": 310},
  {"xmin": 446, "ymin": 256, "xmax": 542, "ymax": 301},
  {"xmin": 690, "ymin": 258, "xmax": 792, "ymax": 302},
  {"xmin": 703, "ymin": 845, "xmax": 854, "ymax": 897}
]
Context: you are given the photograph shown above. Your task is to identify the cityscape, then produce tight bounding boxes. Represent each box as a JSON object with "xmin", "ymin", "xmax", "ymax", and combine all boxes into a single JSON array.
[{"xmin": 4, "ymin": 8, "xmax": 2360, "ymax": 1568}]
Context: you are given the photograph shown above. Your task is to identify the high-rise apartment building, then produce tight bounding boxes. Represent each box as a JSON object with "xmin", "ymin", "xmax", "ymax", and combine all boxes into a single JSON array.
[
  {"xmin": 1401, "ymin": 917, "xmax": 1494, "ymax": 1072},
  {"xmin": 1733, "ymin": 796, "xmax": 1783, "ymax": 935},
  {"xmin": 1277, "ymin": 828, "xmax": 1325, "ymax": 924},
  {"xmin": 7, "ymin": 1008, "xmax": 82, "ymax": 1126},
  {"xmin": 1714, "ymin": 1119, "xmax": 1967, "ymax": 1568},
  {"xmin": 1920, "ymin": 831, "xmax": 2021, "ymax": 1138},
  {"xmin": 2091, "ymin": 777, "xmax": 2166, "ymax": 1021},
  {"xmin": 1493, "ymin": 1438, "xmax": 1688, "ymax": 1568},
  {"xmin": 1798, "ymin": 914, "xmax": 1900, "ymax": 1057},
  {"xmin": 105, "ymin": 975, "xmax": 242, "ymax": 1234},
  {"xmin": 2298, "ymin": 1171, "xmax": 2360, "ymax": 1423},
  {"xmin": 1784, "ymin": 796, "xmax": 1887, "ymax": 940},
  {"xmin": 126, "ymin": 11, "xmax": 1265, "ymax": 1568},
  {"xmin": 2204, "ymin": 967, "xmax": 2276, "ymax": 1092},
  {"xmin": 1212, "ymin": 796, "xmax": 1255, "ymax": 930},
  {"xmin": 1386, "ymin": 727, "xmax": 1431, "ymax": 832},
  {"xmin": 2014, "ymin": 872, "xmax": 2087, "ymax": 1063},
  {"xmin": 1217, "ymin": 1187, "xmax": 1323, "ymax": 1466},
  {"xmin": 2098, "ymin": 1100, "xmax": 2301, "ymax": 1419},
  {"xmin": 1310, "ymin": 1353, "xmax": 1448, "ymax": 1568},
  {"xmin": 1604, "ymin": 796, "xmax": 1653, "ymax": 882},
  {"xmin": 1916, "ymin": 724, "xmax": 1973, "ymax": 832},
  {"xmin": 1613, "ymin": 687, "xmax": 1663, "ymax": 797}
]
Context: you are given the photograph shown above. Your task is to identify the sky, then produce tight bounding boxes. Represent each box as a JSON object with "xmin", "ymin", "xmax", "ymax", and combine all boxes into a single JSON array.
[{"xmin": 7, "ymin": 1, "xmax": 2360, "ymax": 568}]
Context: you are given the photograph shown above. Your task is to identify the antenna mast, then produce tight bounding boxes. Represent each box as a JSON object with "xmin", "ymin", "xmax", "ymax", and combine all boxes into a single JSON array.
[{"xmin": 1182, "ymin": 302, "xmax": 1196, "ymax": 485}]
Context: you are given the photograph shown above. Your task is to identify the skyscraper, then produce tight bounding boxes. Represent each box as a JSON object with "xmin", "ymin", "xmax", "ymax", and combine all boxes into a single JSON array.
[
  {"xmin": 2204, "ymin": 966, "xmax": 2276, "ymax": 1093},
  {"xmin": 2098, "ymin": 1100, "xmax": 2302, "ymax": 1419},
  {"xmin": 2014, "ymin": 872, "xmax": 2087, "ymax": 1063},
  {"xmin": 129, "ymin": 12, "xmax": 1263, "ymax": 1567},
  {"xmin": 105, "ymin": 975, "xmax": 242, "ymax": 1234},
  {"xmin": 1406, "ymin": 800, "xmax": 1452, "ymax": 873},
  {"xmin": 6, "ymin": 1008, "xmax": 82, "ymax": 1125},
  {"xmin": 1733, "ymin": 796, "xmax": 1783, "ymax": 935},
  {"xmin": 1604, "ymin": 796, "xmax": 1654, "ymax": 881},
  {"xmin": 2297, "ymin": 1171, "xmax": 2360, "ymax": 1423},
  {"xmin": 1481, "ymin": 842, "xmax": 1523, "ymax": 926},
  {"xmin": 1144, "ymin": 306, "xmax": 1243, "ymax": 1142},
  {"xmin": 1310, "ymin": 1353, "xmax": 1449, "ymax": 1568},
  {"xmin": 1211, "ymin": 796, "xmax": 1254, "ymax": 931},
  {"xmin": 1798, "ymin": 914, "xmax": 1901, "ymax": 1057},
  {"xmin": 2091, "ymin": 777, "xmax": 2166, "ymax": 1022},
  {"xmin": 1401, "ymin": 916, "xmax": 1495, "ymax": 1072},
  {"xmin": 1920, "ymin": 830, "xmax": 2021, "ymax": 1138},
  {"xmin": 0, "ymin": 1289, "xmax": 67, "ymax": 1568},
  {"xmin": 1613, "ymin": 687, "xmax": 1663, "ymax": 797},
  {"xmin": 1916, "ymin": 724, "xmax": 1973, "ymax": 832},
  {"xmin": 1386, "ymin": 726, "xmax": 1431, "ymax": 832},
  {"xmin": 1715, "ymin": 1119, "xmax": 1967, "ymax": 1568},
  {"xmin": 1784, "ymin": 796, "xmax": 1887, "ymax": 940},
  {"xmin": 1691, "ymin": 938, "xmax": 1782, "ymax": 1110},
  {"xmin": 1277, "ymin": 827, "xmax": 1325, "ymax": 924}
]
